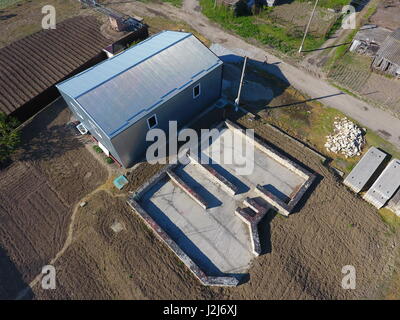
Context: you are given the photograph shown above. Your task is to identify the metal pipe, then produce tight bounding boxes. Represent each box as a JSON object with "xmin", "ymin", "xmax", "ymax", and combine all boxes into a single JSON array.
[
  {"xmin": 298, "ymin": 0, "xmax": 319, "ymax": 53},
  {"xmin": 234, "ymin": 56, "xmax": 248, "ymax": 111}
]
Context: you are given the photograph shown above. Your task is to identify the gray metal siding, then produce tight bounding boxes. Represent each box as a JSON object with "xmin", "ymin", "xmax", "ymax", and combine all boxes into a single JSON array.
[
  {"xmin": 59, "ymin": 91, "xmax": 124, "ymax": 165},
  {"xmin": 111, "ymin": 65, "xmax": 222, "ymax": 167}
]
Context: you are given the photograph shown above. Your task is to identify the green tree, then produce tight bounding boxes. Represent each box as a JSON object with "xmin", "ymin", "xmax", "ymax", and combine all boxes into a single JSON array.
[{"xmin": 0, "ymin": 112, "xmax": 20, "ymax": 164}]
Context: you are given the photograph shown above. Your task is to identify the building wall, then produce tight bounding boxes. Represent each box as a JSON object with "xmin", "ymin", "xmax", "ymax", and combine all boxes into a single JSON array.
[
  {"xmin": 111, "ymin": 65, "xmax": 223, "ymax": 168},
  {"xmin": 59, "ymin": 91, "xmax": 124, "ymax": 165}
]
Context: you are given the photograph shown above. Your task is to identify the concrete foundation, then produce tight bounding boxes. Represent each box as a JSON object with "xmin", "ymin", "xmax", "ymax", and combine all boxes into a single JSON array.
[
  {"xmin": 128, "ymin": 120, "xmax": 315, "ymax": 286},
  {"xmin": 344, "ymin": 147, "xmax": 387, "ymax": 193},
  {"xmin": 364, "ymin": 159, "xmax": 400, "ymax": 208}
]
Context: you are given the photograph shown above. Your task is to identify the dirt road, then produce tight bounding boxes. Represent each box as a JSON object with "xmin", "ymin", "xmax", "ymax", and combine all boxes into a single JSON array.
[{"xmin": 107, "ymin": 0, "xmax": 400, "ymax": 150}]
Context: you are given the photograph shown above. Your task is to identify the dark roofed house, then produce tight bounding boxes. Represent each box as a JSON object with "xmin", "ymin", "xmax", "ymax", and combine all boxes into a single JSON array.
[
  {"xmin": 372, "ymin": 28, "xmax": 400, "ymax": 78},
  {"xmin": 0, "ymin": 16, "xmax": 111, "ymax": 120}
]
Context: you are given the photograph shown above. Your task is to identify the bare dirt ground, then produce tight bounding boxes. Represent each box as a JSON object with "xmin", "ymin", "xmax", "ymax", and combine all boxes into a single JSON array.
[
  {"xmin": 1, "ymin": 0, "xmax": 399, "ymax": 300},
  {"xmin": 0, "ymin": 0, "xmax": 82, "ymax": 48},
  {"xmin": 25, "ymin": 104, "xmax": 400, "ymax": 300},
  {"xmin": 223, "ymin": 109, "xmax": 398, "ymax": 299},
  {"xmin": 0, "ymin": 99, "xmax": 108, "ymax": 299},
  {"xmin": 33, "ymin": 191, "xmax": 221, "ymax": 299},
  {"xmin": 270, "ymin": 2, "xmax": 338, "ymax": 38},
  {"xmin": 369, "ymin": 0, "xmax": 400, "ymax": 31}
]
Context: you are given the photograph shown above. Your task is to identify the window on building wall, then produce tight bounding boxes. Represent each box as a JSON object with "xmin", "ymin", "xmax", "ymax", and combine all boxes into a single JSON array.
[
  {"xmin": 193, "ymin": 84, "xmax": 201, "ymax": 99},
  {"xmin": 147, "ymin": 114, "xmax": 158, "ymax": 129}
]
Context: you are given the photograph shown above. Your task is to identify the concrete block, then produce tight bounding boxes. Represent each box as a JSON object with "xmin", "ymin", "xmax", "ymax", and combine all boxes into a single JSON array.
[
  {"xmin": 364, "ymin": 159, "xmax": 400, "ymax": 208},
  {"xmin": 344, "ymin": 147, "xmax": 387, "ymax": 193}
]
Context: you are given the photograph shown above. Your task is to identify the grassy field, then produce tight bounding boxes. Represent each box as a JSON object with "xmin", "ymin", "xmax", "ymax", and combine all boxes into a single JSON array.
[{"xmin": 200, "ymin": 0, "xmax": 339, "ymax": 54}]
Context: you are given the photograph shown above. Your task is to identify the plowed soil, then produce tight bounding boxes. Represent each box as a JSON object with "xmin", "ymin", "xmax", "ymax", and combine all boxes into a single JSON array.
[
  {"xmin": 28, "ymin": 106, "xmax": 399, "ymax": 300},
  {"xmin": 0, "ymin": 99, "xmax": 108, "ymax": 299}
]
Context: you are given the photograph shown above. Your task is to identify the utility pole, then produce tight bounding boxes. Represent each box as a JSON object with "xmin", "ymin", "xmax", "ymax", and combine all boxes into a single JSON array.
[
  {"xmin": 234, "ymin": 56, "xmax": 248, "ymax": 111},
  {"xmin": 298, "ymin": 0, "xmax": 319, "ymax": 53}
]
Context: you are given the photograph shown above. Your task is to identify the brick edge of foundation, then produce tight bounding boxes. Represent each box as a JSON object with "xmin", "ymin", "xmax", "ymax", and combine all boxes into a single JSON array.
[
  {"xmin": 166, "ymin": 170, "xmax": 209, "ymax": 210},
  {"xmin": 127, "ymin": 198, "xmax": 239, "ymax": 287},
  {"xmin": 187, "ymin": 153, "xmax": 238, "ymax": 196}
]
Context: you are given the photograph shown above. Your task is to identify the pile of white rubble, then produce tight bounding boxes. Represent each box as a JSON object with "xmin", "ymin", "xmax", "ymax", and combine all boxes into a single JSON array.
[{"xmin": 324, "ymin": 117, "xmax": 365, "ymax": 158}]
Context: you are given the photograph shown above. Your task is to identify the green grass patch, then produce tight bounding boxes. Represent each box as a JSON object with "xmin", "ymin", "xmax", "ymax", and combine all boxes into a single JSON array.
[
  {"xmin": 379, "ymin": 208, "xmax": 400, "ymax": 232},
  {"xmin": 161, "ymin": 0, "xmax": 183, "ymax": 7},
  {"xmin": 93, "ymin": 145, "xmax": 103, "ymax": 153},
  {"xmin": 261, "ymin": 83, "xmax": 400, "ymax": 175},
  {"xmin": 0, "ymin": 0, "xmax": 23, "ymax": 9},
  {"xmin": 294, "ymin": 0, "xmax": 350, "ymax": 9},
  {"xmin": 200, "ymin": 0, "xmax": 326, "ymax": 54},
  {"xmin": 137, "ymin": 0, "xmax": 182, "ymax": 6},
  {"xmin": 105, "ymin": 157, "xmax": 115, "ymax": 164}
]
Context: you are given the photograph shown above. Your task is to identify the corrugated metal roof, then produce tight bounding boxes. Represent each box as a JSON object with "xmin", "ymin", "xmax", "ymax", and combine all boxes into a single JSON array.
[
  {"xmin": 375, "ymin": 28, "xmax": 400, "ymax": 66},
  {"xmin": 57, "ymin": 31, "xmax": 222, "ymax": 138},
  {"xmin": 0, "ymin": 16, "xmax": 110, "ymax": 115},
  {"xmin": 354, "ymin": 24, "xmax": 391, "ymax": 45}
]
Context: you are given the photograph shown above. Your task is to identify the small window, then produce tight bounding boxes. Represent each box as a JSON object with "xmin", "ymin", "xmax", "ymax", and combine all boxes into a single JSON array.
[
  {"xmin": 193, "ymin": 84, "xmax": 201, "ymax": 99},
  {"xmin": 147, "ymin": 114, "xmax": 158, "ymax": 129}
]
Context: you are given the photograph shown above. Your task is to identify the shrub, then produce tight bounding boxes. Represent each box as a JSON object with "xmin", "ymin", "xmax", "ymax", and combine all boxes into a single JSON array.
[
  {"xmin": 105, "ymin": 157, "xmax": 114, "ymax": 164},
  {"xmin": 93, "ymin": 145, "xmax": 103, "ymax": 153},
  {"xmin": 0, "ymin": 112, "xmax": 20, "ymax": 164}
]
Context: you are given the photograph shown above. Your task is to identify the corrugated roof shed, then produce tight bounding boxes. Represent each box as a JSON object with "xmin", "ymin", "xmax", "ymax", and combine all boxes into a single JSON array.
[
  {"xmin": 344, "ymin": 147, "xmax": 387, "ymax": 193},
  {"xmin": 57, "ymin": 31, "xmax": 223, "ymax": 138},
  {"xmin": 363, "ymin": 159, "xmax": 400, "ymax": 209},
  {"xmin": 354, "ymin": 24, "xmax": 391, "ymax": 45},
  {"xmin": 375, "ymin": 28, "xmax": 400, "ymax": 66},
  {"xmin": 0, "ymin": 16, "xmax": 110, "ymax": 115}
]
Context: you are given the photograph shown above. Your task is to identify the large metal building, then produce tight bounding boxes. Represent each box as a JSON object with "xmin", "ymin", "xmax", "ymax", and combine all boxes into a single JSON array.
[{"xmin": 57, "ymin": 31, "xmax": 223, "ymax": 168}]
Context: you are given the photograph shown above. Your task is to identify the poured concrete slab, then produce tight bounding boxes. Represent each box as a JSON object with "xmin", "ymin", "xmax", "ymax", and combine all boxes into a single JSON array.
[
  {"xmin": 344, "ymin": 147, "xmax": 387, "ymax": 193},
  {"xmin": 201, "ymin": 128, "xmax": 306, "ymax": 203},
  {"xmin": 136, "ymin": 122, "xmax": 313, "ymax": 281},
  {"xmin": 364, "ymin": 159, "xmax": 400, "ymax": 208},
  {"xmin": 140, "ymin": 169, "xmax": 254, "ymax": 276}
]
